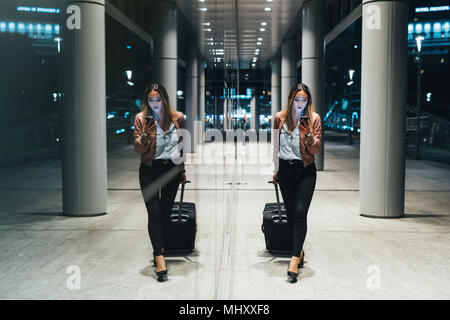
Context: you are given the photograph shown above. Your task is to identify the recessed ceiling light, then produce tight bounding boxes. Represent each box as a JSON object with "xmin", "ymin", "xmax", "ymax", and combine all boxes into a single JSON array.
[
  {"xmin": 257, "ymin": 42, "xmax": 261, "ymax": 45},
  {"xmin": 202, "ymin": 22, "xmax": 210, "ymax": 26},
  {"xmin": 264, "ymin": 7, "xmax": 271, "ymax": 11},
  {"xmin": 258, "ymin": 38, "xmax": 263, "ymax": 41},
  {"xmin": 260, "ymin": 28, "xmax": 266, "ymax": 31},
  {"xmin": 261, "ymin": 22, "xmax": 267, "ymax": 26},
  {"xmin": 199, "ymin": 8, "xmax": 207, "ymax": 11}
]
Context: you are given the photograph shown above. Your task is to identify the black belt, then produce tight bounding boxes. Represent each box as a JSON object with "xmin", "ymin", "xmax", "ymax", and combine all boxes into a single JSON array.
[
  {"xmin": 152, "ymin": 159, "xmax": 174, "ymax": 166},
  {"xmin": 280, "ymin": 159, "xmax": 303, "ymax": 166}
]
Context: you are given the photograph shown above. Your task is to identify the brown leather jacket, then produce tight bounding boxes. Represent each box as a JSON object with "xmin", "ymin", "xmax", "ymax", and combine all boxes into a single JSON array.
[
  {"xmin": 134, "ymin": 111, "xmax": 186, "ymax": 168},
  {"xmin": 273, "ymin": 111, "xmax": 322, "ymax": 169}
]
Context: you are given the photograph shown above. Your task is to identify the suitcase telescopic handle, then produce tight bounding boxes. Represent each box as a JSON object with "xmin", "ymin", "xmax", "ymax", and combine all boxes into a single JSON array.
[
  {"xmin": 267, "ymin": 181, "xmax": 282, "ymax": 220},
  {"xmin": 178, "ymin": 180, "xmax": 191, "ymax": 218}
]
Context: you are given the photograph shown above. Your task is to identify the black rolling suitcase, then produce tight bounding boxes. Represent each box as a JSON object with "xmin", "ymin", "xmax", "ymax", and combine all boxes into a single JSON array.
[
  {"xmin": 165, "ymin": 181, "xmax": 196, "ymax": 252},
  {"xmin": 261, "ymin": 181, "xmax": 292, "ymax": 253}
]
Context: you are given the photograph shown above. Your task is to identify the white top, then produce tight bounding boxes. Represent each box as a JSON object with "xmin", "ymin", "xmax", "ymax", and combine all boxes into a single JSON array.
[
  {"xmin": 278, "ymin": 123, "xmax": 302, "ymax": 160},
  {"xmin": 153, "ymin": 123, "xmax": 181, "ymax": 160}
]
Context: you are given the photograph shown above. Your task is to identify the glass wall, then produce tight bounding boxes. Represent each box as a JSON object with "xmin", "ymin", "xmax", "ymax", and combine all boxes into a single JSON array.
[{"xmin": 0, "ymin": 1, "xmax": 153, "ymax": 168}]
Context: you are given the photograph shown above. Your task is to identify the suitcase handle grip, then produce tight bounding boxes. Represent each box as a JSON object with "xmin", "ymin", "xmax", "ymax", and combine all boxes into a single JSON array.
[
  {"xmin": 178, "ymin": 180, "xmax": 191, "ymax": 217},
  {"xmin": 268, "ymin": 181, "xmax": 282, "ymax": 220}
]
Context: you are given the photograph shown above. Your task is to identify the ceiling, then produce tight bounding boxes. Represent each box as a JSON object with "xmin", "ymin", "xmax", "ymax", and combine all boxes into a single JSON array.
[{"xmin": 175, "ymin": 0, "xmax": 304, "ymax": 69}]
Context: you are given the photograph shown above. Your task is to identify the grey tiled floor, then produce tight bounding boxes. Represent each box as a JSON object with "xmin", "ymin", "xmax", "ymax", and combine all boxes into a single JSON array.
[{"xmin": 0, "ymin": 132, "xmax": 449, "ymax": 299}]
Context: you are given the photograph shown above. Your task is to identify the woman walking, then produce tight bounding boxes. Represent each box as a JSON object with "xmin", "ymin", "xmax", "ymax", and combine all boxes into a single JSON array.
[
  {"xmin": 272, "ymin": 83, "xmax": 322, "ymax": 283},
  {"xmin": 134, "ymin": 83, "xmax": 186, "ymax": 282}
]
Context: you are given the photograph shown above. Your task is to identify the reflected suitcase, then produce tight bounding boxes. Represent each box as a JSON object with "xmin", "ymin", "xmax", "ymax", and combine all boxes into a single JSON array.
[
  {"xmin": 165, "ymin": 181, "xmax": 196, "ymax": 252},
  {"xmin": 261, "ymin": 181, "xmax": 292, "ymax": 253}
]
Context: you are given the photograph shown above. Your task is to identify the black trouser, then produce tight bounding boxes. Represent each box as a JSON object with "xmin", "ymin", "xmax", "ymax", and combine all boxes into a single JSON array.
[
  {"xmin": 278, "ymin": 159, "xmax": 317, "ymax": 257},
  {"xmin": 139, "ymin": 160, "xmax": 183, "ymax": 256}
]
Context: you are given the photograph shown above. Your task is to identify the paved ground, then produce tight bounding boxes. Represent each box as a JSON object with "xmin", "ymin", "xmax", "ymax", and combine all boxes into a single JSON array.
[{"xmin": 0, "ymin": 131, "xmax": 449, "ymax": 299}]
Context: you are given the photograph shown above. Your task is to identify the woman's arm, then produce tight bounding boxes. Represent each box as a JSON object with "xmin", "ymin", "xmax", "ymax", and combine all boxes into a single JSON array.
[
  {"xmin": 305, "ymin": 115, "xmax": 322, "ymax": 155},
  {"xmin": 134, "ymin": 113, "xmax": 151, "ymax": 155}
]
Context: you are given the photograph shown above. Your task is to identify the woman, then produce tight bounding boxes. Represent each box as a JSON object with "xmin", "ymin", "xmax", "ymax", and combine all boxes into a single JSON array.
[
  {"xmin": 134, "ymin": 83, "xmax": 186, "ymax": 282},
  {"xmin": 272, "ymin": 83, "xmax": 322, "ymax": 283}
]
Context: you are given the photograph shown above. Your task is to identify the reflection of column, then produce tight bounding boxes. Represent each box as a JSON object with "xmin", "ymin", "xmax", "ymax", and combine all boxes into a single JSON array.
[
  {"xmin": 256, "ymin": 94, "xmax": 260, "ymax": 133},
  {"xmin": 250, "ymin": 96, "xmax": 256, "ymax": 130},
  {"xmin": 281, "ymin": 37, "xmax": 298, "ymax": 107},
  {"xmin": 150, "ymin": 0, "xmax": 177, "ymax": 109},
  {"xmin": 223, "ymin": 94, "xmax": 228, "ymax": 130},
  {"xmin": 185, "ymin": 40, "xmax": 198, "ymax": 152},
  {"xmin": 271, "ymin": 57, "xmax": 281, "ymax": 118},
  {"xmin": 62, "ymin": 0, "xmax": 107, "ymax": 216},
  {"xmin": 360, "ymin": 0, "xmax": 408, "ymax": 218},
  {"xmin": 198, "ymin": 58, "xmax": 205, "ymax": 144},
  {"xmin": 302, "ymin": 0, "xmax": 325, "ymax": 171}
]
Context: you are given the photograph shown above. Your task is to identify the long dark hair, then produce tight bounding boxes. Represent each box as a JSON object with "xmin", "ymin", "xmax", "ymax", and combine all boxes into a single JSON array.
[
  {"xmin": 281, "ymin": 83, "xmax": 315, "ymax": 132},
  {"xmin": 141, "ymin": 83, "xmax": 177, "ymax": 132}
]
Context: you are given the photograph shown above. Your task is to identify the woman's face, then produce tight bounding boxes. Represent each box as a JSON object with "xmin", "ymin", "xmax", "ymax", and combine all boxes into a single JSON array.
[
  {"xmin": 292, "ymin": 90, "xmax": 308, "ymax": 114},
  {"xmin": 147, "ymin": 90, "xmax": 163, "ymax": 114}
]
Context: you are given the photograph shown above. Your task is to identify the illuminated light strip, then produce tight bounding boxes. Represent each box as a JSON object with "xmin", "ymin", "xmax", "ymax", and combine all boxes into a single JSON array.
[{"xmin": 0, "ymin": 22, "xmax": 60, "ymax": 34}]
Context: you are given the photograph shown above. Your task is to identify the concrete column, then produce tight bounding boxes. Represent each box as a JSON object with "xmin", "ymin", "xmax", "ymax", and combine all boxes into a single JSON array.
[
  {"xmin": 360, "ymin": 0, "xmax": 408, "ymax": 218},
  {"xmin": 198, "ymin": 58, "xmax": 206, "ymax": 144},
  {"xmin": 62, "ymin": 0, "xmax": 107, "ymax": 216},
  {"xmin": 281, "ymin": 37, "xmax": 298, "ymax": 109},
  {"xmin": 302, "ymin": 0, "xmax": 325, "ymax": 171},
  {"xmin": 271, "ymin": 57, "xmax": 281, "ymax": 118},
  {"xmin": 185, "ymin": 40, "xmax": 199, "ymax": 152},
  {"xmin": 150, "ymin": 0, "xmax": 178, "ymax": 109}
]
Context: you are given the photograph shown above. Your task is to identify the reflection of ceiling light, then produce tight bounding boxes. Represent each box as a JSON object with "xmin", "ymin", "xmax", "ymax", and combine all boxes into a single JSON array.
[
  {"xmin": 127, "ymin": 81, "xmax": 135, "ymax": 86},
  {"xmin": 202, "ymin": 28, "xmax": 212, "ymax": 31},
  {"xmin": 199, "ymin": 8, "xmax": 207, "ymax": 11},
  {"xmin": 252, "ymin": 64, "xmax": 256, "ymax": 67},
  {"xmin": 261, "ymin": 22, "xmax": 267, "ymax": 26},
  {"xmin": 260, "ymin": 28, "xmax": 265, "ymax": 31},
  {"xmin": 415, "ymin": 35, "xmax": 424, "ymax": 52},
  {"xmin": 257, "ymin": 42, "xmax": 261, "ymax": 45},
  {"xmin": 264, "ymin": 7, "xmax": 271, "ymax": 11},
  {"xmin": 202, "ymin": 22, "xmax": 210, "ymax": 26},
  {"xmin": 177, "ymin": 90, "xmax": 183, "ymax": 96},
  {"xmin": 258, "ymin": 38, "xmax": 263, "ymax": 41},
  {"xmin": 349, "ymin": 69, "xmax": 355, "ymax": 80},
  {"xmin": 125, "ymin": 70, "xmax": 132, "ymax": 80}
]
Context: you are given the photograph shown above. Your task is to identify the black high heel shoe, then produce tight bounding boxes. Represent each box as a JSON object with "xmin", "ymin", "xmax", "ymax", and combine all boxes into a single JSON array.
[
  {"xmin": 154, "ymin": 254, "xmax": 168, "ymax": 282},
  {"xmin": 156, "ymin": 269, "xmax": 168, "ymax": 282},
  {"xmin": 298, "ymin": 251, "xmax": 305, "ymax": 268},
  {"xmin": 287, "ymin": 262, "xmax": 298, "ymax": 283},
  {"xmin": 287, "ymin": 270, "xmax": 298, "ymax": 283}
]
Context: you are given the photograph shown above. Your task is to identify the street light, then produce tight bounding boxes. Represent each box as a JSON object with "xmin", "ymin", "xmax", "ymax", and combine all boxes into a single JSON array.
[{"xmin": 414, "ymin": 35, "xmax": 424, "ymax": 160}]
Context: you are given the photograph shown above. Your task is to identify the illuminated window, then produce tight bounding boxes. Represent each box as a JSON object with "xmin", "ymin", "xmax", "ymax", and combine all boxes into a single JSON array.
[
  {"xmin": 415, "ymin": 23, "xmax": 423, "ymax": 33},
  {"xmin": 433, "ymin": 22, "xmax": 441, "ymax": 33}
]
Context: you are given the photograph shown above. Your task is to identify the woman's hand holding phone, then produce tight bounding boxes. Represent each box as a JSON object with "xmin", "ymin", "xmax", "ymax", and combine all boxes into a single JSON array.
[{"xmin": 299, "ymin": 117, "xmax": 314, "ymax": 144}]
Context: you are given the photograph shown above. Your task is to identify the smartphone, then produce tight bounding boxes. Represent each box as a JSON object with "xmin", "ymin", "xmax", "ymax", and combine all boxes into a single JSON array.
[
  {"xmin": 300, "ymin": 116, "xmax": 309, "ymax": 126},
  {"xmin": 145, "ymin": 114, "xmax": 155, "ymax": 125}
]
